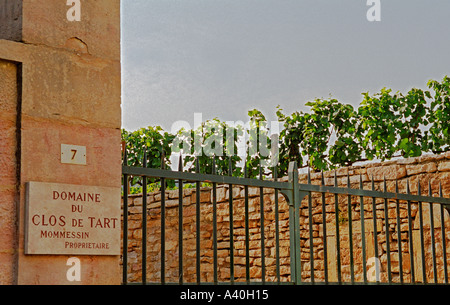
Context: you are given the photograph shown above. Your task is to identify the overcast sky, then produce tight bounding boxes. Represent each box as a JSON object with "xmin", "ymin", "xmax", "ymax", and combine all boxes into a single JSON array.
[{"xmin": 120, "ymin": 0, "xmax": 450, "ymax": 132}]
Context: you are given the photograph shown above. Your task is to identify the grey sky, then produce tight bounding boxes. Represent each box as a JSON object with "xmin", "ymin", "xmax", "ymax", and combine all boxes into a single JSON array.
[{"xmin": 121, "ymin": 0, "xmax": 450, "ymax": 131}]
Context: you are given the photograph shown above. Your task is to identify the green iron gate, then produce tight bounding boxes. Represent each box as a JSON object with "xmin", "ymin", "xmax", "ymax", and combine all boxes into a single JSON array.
[{"xmin": 122, "ymin": 154, "xmax": 450, "ymax": 285}]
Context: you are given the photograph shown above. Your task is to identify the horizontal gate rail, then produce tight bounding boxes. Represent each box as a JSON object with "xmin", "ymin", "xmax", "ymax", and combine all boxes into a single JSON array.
[
  {"xmin": 122, "ymin": 166, "xmax": 292, "ymax": 191},
  {"xmin": 297, "ymin": 182, "xmax": 450, "ymax": 206}
]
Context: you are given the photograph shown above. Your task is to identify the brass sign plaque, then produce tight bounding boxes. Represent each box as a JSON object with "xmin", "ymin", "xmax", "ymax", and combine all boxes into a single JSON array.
[{"xmin": 25, "ymin": 182, "xmax": 121, "ymax": 255}]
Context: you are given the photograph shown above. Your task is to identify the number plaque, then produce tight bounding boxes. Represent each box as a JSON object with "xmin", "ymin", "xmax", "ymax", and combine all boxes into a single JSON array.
[{"xmin": 61, "ymin": 144, "xmax": 86, "ymax": 165}]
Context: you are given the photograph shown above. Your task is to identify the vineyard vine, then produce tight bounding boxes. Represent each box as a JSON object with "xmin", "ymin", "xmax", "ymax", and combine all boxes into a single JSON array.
[{"xmin": 122, "ymin": 76, "xmax": 450, "ymax": 181}]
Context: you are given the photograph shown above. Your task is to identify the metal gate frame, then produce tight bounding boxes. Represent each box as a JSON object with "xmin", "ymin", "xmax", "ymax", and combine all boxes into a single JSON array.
[{"xmin": 122, "ymin": 155, "xmax": 450, "ymax": 285}]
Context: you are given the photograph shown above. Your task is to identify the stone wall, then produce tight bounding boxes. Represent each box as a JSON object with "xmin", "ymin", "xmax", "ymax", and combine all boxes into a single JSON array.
[
  {"xmin": 0, "ymin": 0, "xmax": 22, "ymax": 41},
  {"xmin": 0, "ymin": 59, "xmax": 19, "ymax": 285},
  {"xmin": 123, "ymin": 152, "xmax": 450, "ymax": 284}
]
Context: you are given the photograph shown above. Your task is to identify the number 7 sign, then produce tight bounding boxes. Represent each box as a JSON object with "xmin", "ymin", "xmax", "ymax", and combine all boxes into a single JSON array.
[{"xmin": 61, "ymin": 144, "xmax": 87, "ymax": 165}]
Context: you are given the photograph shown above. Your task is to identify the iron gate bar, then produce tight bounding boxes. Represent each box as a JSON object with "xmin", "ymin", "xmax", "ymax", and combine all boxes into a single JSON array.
[
  {"xmin": 259, "ymin": 165, "xmax": 266, "ymax": 284},
  {"xmin": 244, "ymin": 164, "xmax": 250, "ymax": 283},
  {"xmin": 321, "ymin": 172, "xmax": 328, "ymax": 283},
  {"xmin": 347, "ymin": 174, "xmax": 355, "ymax": 284},
  {"xmin": 395, "ymin": 180, "xmax": 404, "ymax": 284},
  {"xmin": 418, "ymin": 182, "xmax": 426, "ymax": 283},
  {"xmin": 178, "ymin": 155, "xmax": 184, "ymax": 285},
  {"xmin": 122, "ymin": 166, "xmax": 292, "ymax": 191},
  {"xmin": 228, "ymin": 159, "xmax": 234, "ymax": 284},
  {"xmin": 334, "ymin": 172, "xmax": 342, "ymax": 283},
  {"xmin": 195, "ymin": 158, "xmax": 201, "ymax": 284},
  {"xmin": 359, "ymin": 175, "xmax": 367, "ymax": 283},
  {"xmin": 383, "ymin": 179, "xmax": 392, "ymax": 284},
  {"xmin": 274, "ymin": 167, "xmax": 281, "ymax": 283},
  {"xmin": 212, "ymin": 158, "xmax": 218, "ymax": 284},
  {"xmin": 307, "ymin": 168, "xmax": 314, "ymax": 283},
  {"xmin": 142, "ymin": 153, "xmax": 148, "ymax": 284},
  {"xmin": 406, "ymin": 180, "xmax": 415, "ymax": 283},
  {"xmin": 123, "ymin": 170, "xmax": 129, "ymax": 285},
  {"xmin": 429, "ymin": 181, "xmax": 437, "ymax": 284},
  {"xmin": 161, "ymin": 157, "xmax": 166, "ymax": 285},
  {"xmin": 287, "ymin": 162, "xmax": 302, "ymax": 285},
  {"xmin": 294, "ymin": 183, "xmax": 450, "ymax": 206},
  {"xmin": 440, "ymin": 183, "xmax": 449, "ymax": 283},
  {"xmin": 371, "ymin": 177, "xmax": 379, "ymax": 281}
]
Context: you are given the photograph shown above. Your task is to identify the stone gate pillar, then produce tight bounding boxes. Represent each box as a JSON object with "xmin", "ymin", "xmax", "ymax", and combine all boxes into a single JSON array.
[{"xmin": 0, "ymin": 0, "xmax": 121, "ymax": 284}]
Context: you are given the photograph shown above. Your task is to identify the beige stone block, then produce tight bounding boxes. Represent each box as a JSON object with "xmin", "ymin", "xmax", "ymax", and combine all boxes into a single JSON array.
[
  {"xmin": 367, "ymin": 164, "xmax": 407, "ymax": 181},
  {"xmin": 438, "ymin": 161, "xmax": 450, "ymax": 172},
  {"xmin": 397, "ymin": 157, "xmax": 418, "ymax": 165},
  {"xmin": 0, "ymin": 253, "xmax": 16, "ymax": 285},
  {"xmin": 0, "ymin": 59, "xmax": 17, "ymax": 285},
  {"xmin": 21, "ymin": 0, "xmax": 120, "ymax": 60},
  {"xmin": 326, "ymin": 236, "xmax": 338, "ymax": 282},
  {"xmin": 413, "ymin": 203, "xmax": 450, "ymax": 229},
  {"xmin": 0, "ymin": 59, "xmax": 18, "ymax": 112},
  {"xmin": 21, "ymin": 119, "xmax": 121, "ymax": 187},
  {"xmin": 406, "ymin": 163, "xmax": 437, "ymax": 176},
  {"xmin": 21, "ymin": 45, "xmax": 121, "ymax": 129},
  {"xmin": 412, "ymin": 230, "xmax": 424, "ymax": 282},
  {"xmin": 324, "ymin": 218, "xmax": 384, "ymax": 237},
  {"xmin": 444, "ymin": 151, "xmax": 450, "ymax": 159}
]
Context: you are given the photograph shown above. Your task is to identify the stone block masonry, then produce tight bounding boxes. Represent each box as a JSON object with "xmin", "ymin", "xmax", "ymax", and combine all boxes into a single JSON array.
[
  {"xmin": 0, "ymin": 0, "xmax": 122, "ymax": 285},
  {"xmin": 123, "ymin": 152, "xmax": 450, "ymax": 284},
  {"xmin": 0, "ymin": 59, "xmax": 19, "ymax": 285}
]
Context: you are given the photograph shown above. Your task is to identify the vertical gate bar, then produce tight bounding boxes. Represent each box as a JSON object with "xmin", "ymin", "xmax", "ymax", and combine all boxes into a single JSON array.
[
  {"xmin": 371, "ymin": 176, "xmax": 379, "ymax": 271},
  {"xmin": 195, "ymin": 157, "xmax": 201, "ymax": 284},
  {"xmin": 288, "ymin": 162, "xmax": 301, "ymax": 285},
  {"xmin": 142, "ymin": 152, "xmax": 148, "ymax": 285},
  {"xmin": 334, "ymin": 171, "xmax": 342, "ymax": 283},
  {"xmin": 321, "ymin": 172, "xmax": 328, "ymax": 284},
  {"xmin": 122, "ymin": 150, "xmax": 129, "ymax": 285},
  {"xmin": 395, "ymin": 180, "xmax": 404, "ymax": 284},
  {"xmin": 274, "ymin": 166, "xmax": 280, "ymax": 284},
  {"xmin": 347, "ymin": 173, "xmax": 354, "ymax": 284},
  {"xmin": 406, "ymin": 180, "xmax": 415, "ymax": 283},
  {"xmin": 440, "ymin": 183, "xmax": 448, "ymax": 284},
  {"xmin": 428, "ymin": 179, "xmax": 437, "ymax": 284},
  {"xmin": 244, "ymin": 163, "xmax": 250, "ymax": 283},
  {"xmin": 161, "ymin": 153, "xmax": 166, "ymax": 285},
  {"xmin": 228, "ymin": 157, "xmax": 235, "ymax": 284},
  {"xmin": 429, "ymin": 180, "xmax": 437, "ymax": 283},
  {"xmin": 259, "ymin": 164, "xmax": 266, "ymax": 284},
  {"xmin": 418, "ymin": 182, "xmax": 427, "ymax": 283},
  {"xmin": 294, "ymin": 190, "xmax": 302, "ymax": 285},
  {"xmin": 359, "ymin": 174, "xmax": 367, "ymax": 283},
  {"xmin": 307, "ymin": 168, "xmax": 314, "ymax": 283},
  {"xmin": 212, "ymin": 158, "xmax": 218, "ymax": 284},
  {"xmin": 178, "ymin": 154, "xmax": 184, "ymax": 285},
  {"xmin": 383, "ymin": 178, "xmax": 391, "ymax": 283}
]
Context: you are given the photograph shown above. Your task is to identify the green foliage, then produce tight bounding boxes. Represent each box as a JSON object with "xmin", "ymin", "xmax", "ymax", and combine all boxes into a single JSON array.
[
  {"xmin": 178, "ymin": 118, "xmax": 244, "ymax": 176},
  {"xmin": 276, "ymin": 99, "xmax": 361, "ymax": 175},
  {"xmin": 276, "ymin": 106, "xmax": 305, "ymax": 176},
  {"xmin": 122, "ymin": 126, "xmax": 175, "ymax": 187},
  {"xmin": 357, "ymin": 86, "xmax": 429, "ymax": 161},
  {"xmin": 246, "ymin": 109, "xmax": 273, "ymax": 179},
  {"xmin": 358, "ymin": 88, "xmax": 401, "ymax": 161},
  {"xmin": 426, "ymin": 76, "xmax": 450, "ymax": 153},
  {"xmin": 122, "ymin": 76, "xmax": 450, "ymax": 180}
]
